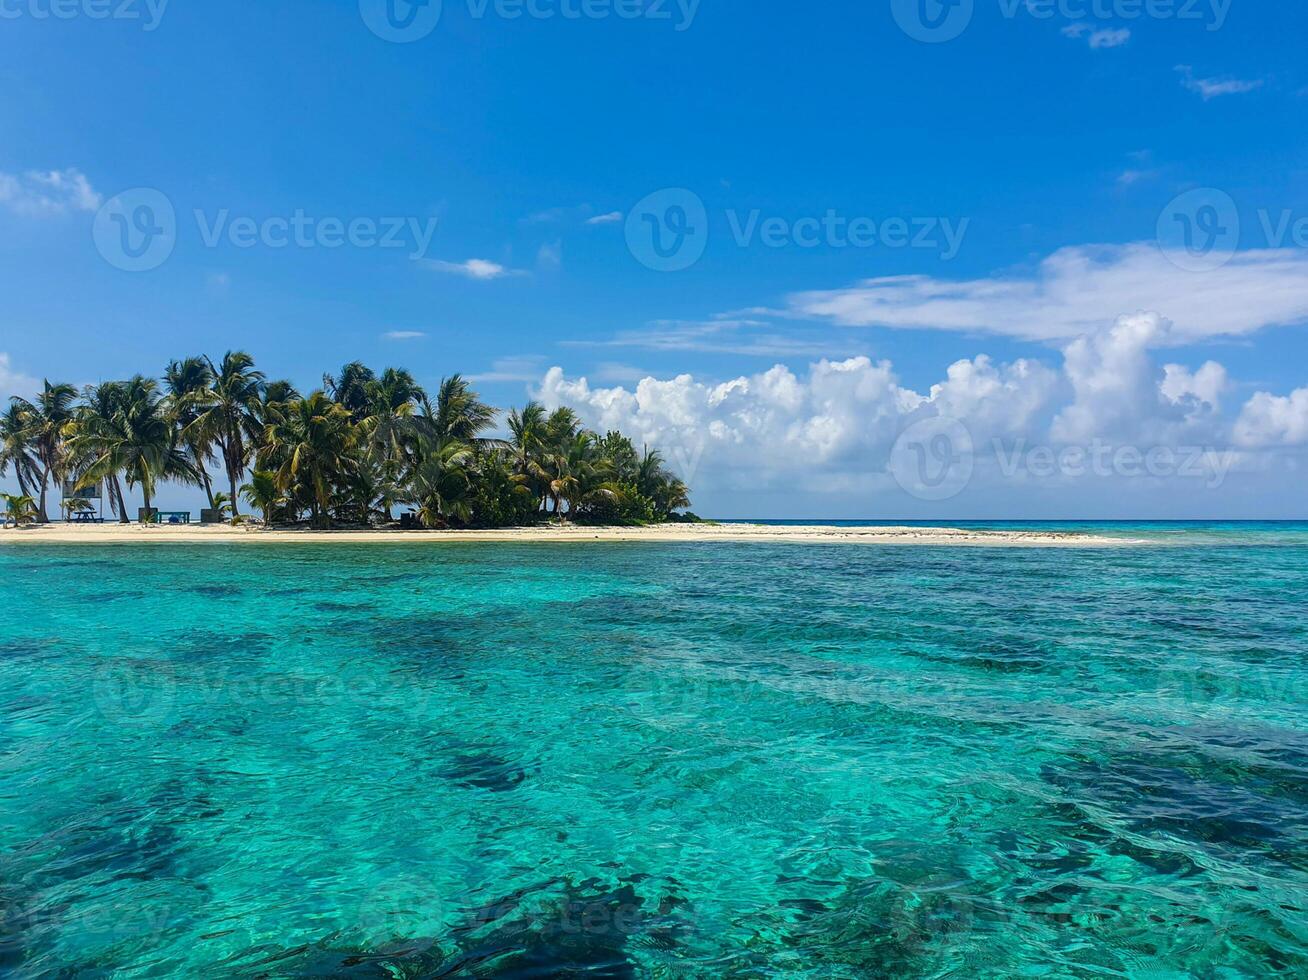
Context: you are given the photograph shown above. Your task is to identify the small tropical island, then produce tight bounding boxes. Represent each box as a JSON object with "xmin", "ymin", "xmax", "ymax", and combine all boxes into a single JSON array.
[{"xmin": 1, "ymin": 351, "xmax": 696, "ymax": 532}]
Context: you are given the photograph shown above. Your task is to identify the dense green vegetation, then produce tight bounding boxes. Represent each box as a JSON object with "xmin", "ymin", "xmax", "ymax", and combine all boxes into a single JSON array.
[{"xmin": 0, "ymin": 353, "xmax": 692, "ymax": 529}]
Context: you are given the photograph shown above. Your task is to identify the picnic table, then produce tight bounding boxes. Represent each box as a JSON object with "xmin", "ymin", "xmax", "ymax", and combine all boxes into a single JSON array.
[
  {"xmin": 152, "ymin": 511, "xmax": 192, "ymax": 525},
  {"xmin": 71, "ymin": 510, "xmax": 102, "ymax": 523}
]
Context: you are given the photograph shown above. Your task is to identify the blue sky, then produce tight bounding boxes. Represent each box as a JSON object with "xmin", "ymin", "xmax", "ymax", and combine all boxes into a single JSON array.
[{"xmin": 2, "ymin": 0, "xmax": 1307, "ymax": 517}]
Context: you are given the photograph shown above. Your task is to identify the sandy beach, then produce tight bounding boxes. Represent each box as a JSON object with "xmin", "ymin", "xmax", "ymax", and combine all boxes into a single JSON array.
[{"xmin": 0, "ymin": 521, "xmax": 1136, "ymax": 547}]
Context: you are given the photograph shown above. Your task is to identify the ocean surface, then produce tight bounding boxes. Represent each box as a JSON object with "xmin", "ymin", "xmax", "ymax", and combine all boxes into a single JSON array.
[{"xmin": 1, "ymin": 523, "xmax": 1305, "ymax": 977}]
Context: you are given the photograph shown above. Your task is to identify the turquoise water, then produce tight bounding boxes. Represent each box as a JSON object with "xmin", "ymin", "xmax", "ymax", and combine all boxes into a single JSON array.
[{"xmin": 1, "ymin": 527, "xmax": 1305, "ymax": 976}]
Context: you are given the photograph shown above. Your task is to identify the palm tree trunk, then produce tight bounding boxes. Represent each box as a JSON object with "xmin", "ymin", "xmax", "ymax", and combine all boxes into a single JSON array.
[
  {"xmin": 36, "ymin": 465, "xmax": 50, "ymax": 523},
  {"xmin": 227, "ymin": 462, "xmax": 242, "ymax": 517},
  {"xmin": 199, "ymin": 467, "xmax": 216, "ymax": 509},
  {"xmin": 110, "ymin": 475, "xmax": 129, "ymax": 523}
]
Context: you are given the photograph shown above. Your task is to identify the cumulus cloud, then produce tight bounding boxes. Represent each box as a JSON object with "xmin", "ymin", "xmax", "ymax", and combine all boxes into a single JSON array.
[
  {"xmin": 533, "ymin": 313, "xmax": 1306, "ymax": 506},
  {"xmin": 1050, "ymin": 312, "xmax": 1211, "ymax": 443},
  {"xmin": 1176, "ymin": 65, "xmax": 1264, "ymax": 100},
  {"xmin": 789, "ymin": 244, "xmax": 1308, "ymax": 343},
  {"xmin": 423, "ymin": 258, "xmax": 525, "ymax": 280},
  {"xmin": 538, "ymin": 353, "xmax": 1063, "ymax": 482},
  {"xmin": 1161, "ymin": 361, "xmax": 1227, "ymax": 415},
  {"xmin": 1235, "ymin": 388, "xmax": 1308, "ymax": 447},
  {"xmin": 0, "ymin": 167, "xmax": 101, "ymax": 217}
]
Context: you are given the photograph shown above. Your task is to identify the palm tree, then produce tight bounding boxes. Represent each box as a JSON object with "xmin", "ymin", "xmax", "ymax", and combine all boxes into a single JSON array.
[
  {"xmin": 210, "ymin": 492, "xmax": 235, "ymax": 522},
  {"xmin": 551, "ymin": 431, "xmax": 622, "ymax": 517},
  {"xmin": 360, "ymin": 368, "xmax": 425, "ymax": 520},
  {"xmin": 69, "ymin": 376, "xmax": 197, "ymax": 518},
  {"xmin": 165, "ymin": 357, "xmax": 219, "ymax": 508},
  {"xmin": 469, "ymin": 447, "xmax": 532, "ymax": 526},
  {"xmin": 10, "ymin": 381, "xmax": 78, "ymax": 522},
  {"xmin": 1, "ymin": 493, "xmax": 38, "ymax": 528},
  {"xmin": 633, "ymin": 446, "xmax": 691, "ymax": 518},
  {"xmin": 187, "ymin": 351, "xmax": 265, "ymax": 518},
  {"xmin": 425, "ymin": 375, "xmax": 496, "ymax": 444},
  {"xmin": 59, "ymin": 496, "xmax": 93, "ymax": 520},
  {"xmin": 69, "ymin": 382, "xmax": 131, "ymax": 522},
  {"xmin": 261, "ymin": 391, "xmax": 357, "ymax": 528},
  {"xmin": 241, "ymin": 470, "xmax": 285, "ymax": 527},
  {"xmin": 324, "ymin": 362, "xmax": 376, "ymax": 423},
  {"xmin": 0, "ymin": 403, "xmax": 38, "ymax": 499},
  {"xmin": 404, "ymin": 437, "xmax": 474, "ymax": 528}
]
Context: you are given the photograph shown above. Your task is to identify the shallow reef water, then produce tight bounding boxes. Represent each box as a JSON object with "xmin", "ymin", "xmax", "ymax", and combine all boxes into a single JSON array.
[{"xmin": 0, "ymin": 531, "xmax": 1305, "ymax": 976}]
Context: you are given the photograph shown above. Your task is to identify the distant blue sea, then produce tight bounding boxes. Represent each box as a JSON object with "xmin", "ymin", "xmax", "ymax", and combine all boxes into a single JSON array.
[
  {"xmin": 729, "ymin": 519, "xmax": 1308, "ymax": 545},
  {"xmin": 1, "ymin": 530, "xmax": 1305, "ymax": 975}
]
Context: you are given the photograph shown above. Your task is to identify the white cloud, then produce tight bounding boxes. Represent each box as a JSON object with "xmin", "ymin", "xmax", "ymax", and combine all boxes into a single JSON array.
[
  {"xmin": 0, "ymin": 353, "xmax": 39, "ymax": 402},
  {"xmin": 1062, "ymin": 24, "xmax": 1130, "ymax": 48},
  {"xmin": 1235, "ymin": 388, "xmax": 1308, "ymax": 447},
  {"xmin": 1161, "ymin": 361, "xmax": 1227, "ymax": 414},
  {"xmin": 0, "ymin": 167, "xmax": 101, "ymax": 217},
  {"xmin": 423, "ymin": 258, "xmax": 525, "ymax": 280},
  {"xmin": 1116, "ymin": 169, "xmax": 1154, "ymax": 186},
  {"xmin": 1088, "ymin": 28, "xmax": 1130, "ymax": 49},
  {"xmin": 1176, "ymin": 65, "xmax": 1264, "ymax": 100},
  {"xmin": 533, "ymin": 316, "xmax": 1302, "ymax": 506},
  {"xmin": 586, "ymin": 211, "xmax": 623, "ymax": 225},
  {"xmin": 383, "ymin": 330, "xmax": 427, "ymax": 340},
  {"xmin": 928, "ymin": 355, "xmax": 1060, "ymax": 438},
  {"xmin": 789, "ymin": 244, "xmax": 1308, "ymax": 343}
]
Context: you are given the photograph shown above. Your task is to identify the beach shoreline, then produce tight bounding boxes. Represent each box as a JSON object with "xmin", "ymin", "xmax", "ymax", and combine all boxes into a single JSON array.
[{"xmin": 0, "ymin": 521, "xmax": 1140, "ymax": 547}]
